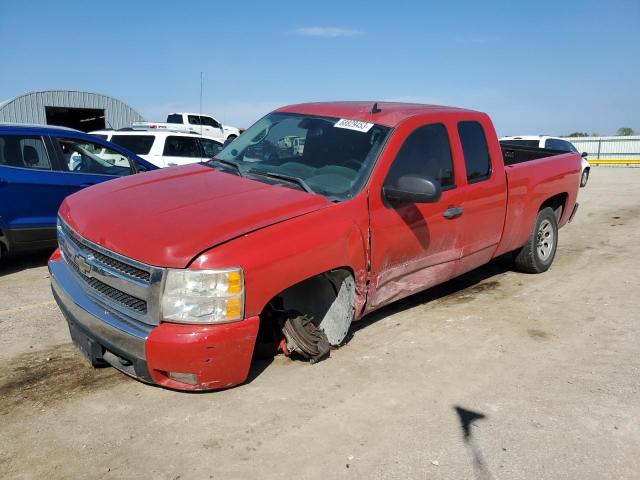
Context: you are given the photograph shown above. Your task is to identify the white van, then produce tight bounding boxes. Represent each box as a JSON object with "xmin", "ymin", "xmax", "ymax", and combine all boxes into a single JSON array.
[{"xmin": 90, "ymin": 129, "xmax": 223, "ymax": 168}]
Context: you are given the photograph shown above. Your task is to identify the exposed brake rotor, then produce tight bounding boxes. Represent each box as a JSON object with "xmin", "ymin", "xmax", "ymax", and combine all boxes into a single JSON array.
[{"xmin": 280, "ymin": 313, "xmax": 331, "ymax": 364}]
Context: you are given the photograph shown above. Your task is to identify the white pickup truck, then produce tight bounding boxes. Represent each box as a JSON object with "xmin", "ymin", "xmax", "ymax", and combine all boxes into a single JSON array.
[{"xmin": 133, "ymin": 113, "xmax": 240, "ymax": 144}]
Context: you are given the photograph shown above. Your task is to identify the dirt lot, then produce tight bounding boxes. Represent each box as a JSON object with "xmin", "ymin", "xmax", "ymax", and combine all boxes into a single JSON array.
[{"xmin": 1, "ymin": 167, "xmax": 639, "ymax": 480}]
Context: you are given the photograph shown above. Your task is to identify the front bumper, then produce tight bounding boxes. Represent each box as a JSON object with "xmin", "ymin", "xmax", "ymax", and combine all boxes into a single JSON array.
[{"xmin": 49, "ymin": 253, "xmax": 260, "ymax": 391}]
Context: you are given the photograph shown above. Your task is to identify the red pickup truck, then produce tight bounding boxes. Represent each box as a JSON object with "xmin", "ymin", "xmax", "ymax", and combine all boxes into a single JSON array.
[{"xmin": 49, "ymin": 102, "xmax": 581, "ymax": 391}]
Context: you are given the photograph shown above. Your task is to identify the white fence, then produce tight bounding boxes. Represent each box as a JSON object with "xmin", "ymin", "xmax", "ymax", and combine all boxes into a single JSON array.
[{"xmin": 564, "ymin": 135, "xmax": 640, "ymax": 164}]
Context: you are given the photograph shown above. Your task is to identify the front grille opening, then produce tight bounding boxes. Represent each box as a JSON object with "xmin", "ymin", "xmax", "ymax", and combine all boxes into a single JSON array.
[
  {"xmin": 60, "ymin": 224, "xmax": 151, "ymax": 282},
  {"xmin": 86, "ymin": 277, "xmax": 147, "ymax": 314},
  {"xmin": 61, "ymin": 242, "xmax": 147, "ymax": 314}
]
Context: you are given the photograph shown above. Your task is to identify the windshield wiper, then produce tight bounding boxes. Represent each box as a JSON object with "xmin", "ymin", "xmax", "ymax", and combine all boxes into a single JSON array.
[
  {"xmin": 210, "ymin": 158, "xmax": 243, "ymax": 176},
  {"xmin": 247, "ymin": 169, "xmax": 314, "ymax": 193}
]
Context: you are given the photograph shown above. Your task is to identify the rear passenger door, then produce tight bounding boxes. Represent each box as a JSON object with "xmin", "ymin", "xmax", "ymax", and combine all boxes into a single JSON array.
[
  {"xmin": 199, "ymin": 116, "xmax": 225, "ymax": 142},
  {"xmin": 454, "ymin": 120, "xmax": 508, "ymax": 276},
  {"xmin": 0, "ymin": 133, "xmax": 69, "ymax": 249},
  {"xmin": 162, "ymin": 136, "xmax": 204, "ymax": 166}
]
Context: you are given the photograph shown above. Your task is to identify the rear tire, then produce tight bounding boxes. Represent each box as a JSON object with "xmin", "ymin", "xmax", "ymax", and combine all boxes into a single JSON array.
[{"xmin": 514, "ymin": 207, "xmax": 558, "ymax": 273}]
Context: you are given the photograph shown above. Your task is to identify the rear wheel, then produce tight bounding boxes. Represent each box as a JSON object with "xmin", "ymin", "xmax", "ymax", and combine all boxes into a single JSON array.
[{"xmin": 514, "ymin": 207, "xmax": 558, "ymax": 273}]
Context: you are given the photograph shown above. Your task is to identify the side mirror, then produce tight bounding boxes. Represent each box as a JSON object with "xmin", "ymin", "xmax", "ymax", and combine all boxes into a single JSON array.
[
  {"xmin": 135, "ymin": 161, "xmax": 149, "ymax": 172},
  {"xmin": 581, "ymin": 152, "xmax": 588, "ymax": 158},
  {"xmin": 383, "ymin": 175, "xmax": 442, "ymax": 204}
]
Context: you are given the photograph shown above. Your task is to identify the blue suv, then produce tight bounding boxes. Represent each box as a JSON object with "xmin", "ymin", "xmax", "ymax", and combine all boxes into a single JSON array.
[{"xmin": 0, "ymin": 124, "xmax": 157, "ymax": 260}]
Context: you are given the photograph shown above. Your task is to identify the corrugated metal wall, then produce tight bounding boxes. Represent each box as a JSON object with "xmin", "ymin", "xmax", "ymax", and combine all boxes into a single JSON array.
[
  {"xmin": 564, "ymin": 135, "xmax": 640, "ymax": 161},
  {"xmin": 0, "ymin": 90, "xmax": 144, "ymax": 129}
]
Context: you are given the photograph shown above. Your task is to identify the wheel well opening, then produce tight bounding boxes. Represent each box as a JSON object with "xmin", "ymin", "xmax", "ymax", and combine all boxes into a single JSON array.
[
  {"xmin": 255, "ymin": 268, "xmax": 356, "ymax": 357},
  {"xmin": 540, "ymin": 193, "xmax": 568, "ymax": 221}
]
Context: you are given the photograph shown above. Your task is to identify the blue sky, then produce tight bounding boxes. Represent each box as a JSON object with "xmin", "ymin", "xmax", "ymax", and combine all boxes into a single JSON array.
[{"xmin": 1, "ymin": 0, "xmax": 638, "ymax": 135}]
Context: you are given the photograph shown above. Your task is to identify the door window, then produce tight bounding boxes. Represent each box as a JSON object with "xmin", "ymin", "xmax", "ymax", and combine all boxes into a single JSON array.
[
  {"xmin": 187, "ymin": 115, "xmax": 201, "ymax": 125},
  {"xmin": 55, "ymin": 138, "xmax": 133, "ymax": 176},
  {"xmin": 0, "ymin": 135, "xmax": 51, "ymax": 170},
  {"xmin": 163, "ymin": 136, "xmax": 202, "ymax": 158},
  {"xmin": 200, "ymin": 138, "xmax": 223, "ymax": 157},
  {"xmin": 386, "ymin": 123, "xmax": 455, "ymax": 188},
  {"xmin": 110, "ymin": 135, "xmax": 155, "ymax": 155},
  {"xmin": 200, "ymin": 116, "xmax": 220, "ymax": 128},
  {"xmin": 458, "ymin": 121, "xmax": 491, "ymax": 182}
]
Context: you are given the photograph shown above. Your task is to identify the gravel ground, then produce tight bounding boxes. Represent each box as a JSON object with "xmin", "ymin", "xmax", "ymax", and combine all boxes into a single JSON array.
[{"xmin": 1, "ymin": 167, "xmax": 639, "ymax": 480}]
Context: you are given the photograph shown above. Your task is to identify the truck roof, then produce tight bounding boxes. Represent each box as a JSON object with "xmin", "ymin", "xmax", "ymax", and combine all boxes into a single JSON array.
[
  {"xmin": 276, "ymin": 101, "xmax": 477, "ymax": 127},
  {"xmin": 169, "ymin": 112, "xmax": 217, "ymax": 118}
]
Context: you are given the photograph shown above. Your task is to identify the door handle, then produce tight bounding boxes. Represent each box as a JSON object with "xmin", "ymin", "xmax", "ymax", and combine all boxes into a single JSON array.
[
  {"xmin": 443, "ymin": 206, "xmax": 464, "ymax": 219},
  {"xmin": 0, "ymin": 178, "xmax": 7, "ymax": 186}
]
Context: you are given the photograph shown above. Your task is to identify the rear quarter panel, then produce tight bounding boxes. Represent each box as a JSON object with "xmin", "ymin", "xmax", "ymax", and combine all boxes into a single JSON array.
[{"xmin": 495, "ymin": 152, "xmax": 581, "ymax": 256}]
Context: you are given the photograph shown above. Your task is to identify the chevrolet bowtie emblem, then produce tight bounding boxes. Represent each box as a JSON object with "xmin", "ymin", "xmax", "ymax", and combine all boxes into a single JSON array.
[{"xmin": 75, "ymin": 254, "xmax": 92, "ymax": 276}]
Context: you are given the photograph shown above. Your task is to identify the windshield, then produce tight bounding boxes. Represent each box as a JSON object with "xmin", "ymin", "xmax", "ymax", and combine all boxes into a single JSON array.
[{"xmin": 207, "ymin": 112, "xmax": 391, "ymax": 201}]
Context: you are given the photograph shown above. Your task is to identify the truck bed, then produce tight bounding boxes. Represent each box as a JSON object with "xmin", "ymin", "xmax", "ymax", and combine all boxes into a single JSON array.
[
  {"xmin": 500, "ymin": 142, "xmax": 571, "ymax": 166},
  {"xmin": 495, "ymin": 148, "xmax": 581, "ymax": 257}
]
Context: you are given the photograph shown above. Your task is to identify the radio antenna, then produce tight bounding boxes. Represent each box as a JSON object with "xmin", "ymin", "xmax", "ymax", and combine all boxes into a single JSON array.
[{"xmin": 199, "ymin": 71, "xmax": 204, "ymax": 135}]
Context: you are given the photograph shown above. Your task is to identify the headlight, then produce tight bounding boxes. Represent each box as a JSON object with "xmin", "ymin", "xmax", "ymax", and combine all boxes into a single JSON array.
[{"xmin": 161, "ymin": 268, "xmax": 244, "ymax": 324}]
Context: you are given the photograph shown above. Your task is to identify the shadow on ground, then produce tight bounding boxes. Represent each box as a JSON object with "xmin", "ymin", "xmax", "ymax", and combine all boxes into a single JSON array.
[
  {"xmin": 454, "ymin": 405, "xmax": 494, "ymax": 480},
  {"xmin": 0, "ymin": 250, "xmax": 53, "ymax": 276}
]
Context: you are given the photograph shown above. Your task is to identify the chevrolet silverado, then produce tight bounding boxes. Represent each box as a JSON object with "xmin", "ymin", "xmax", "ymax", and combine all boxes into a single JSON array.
[{"xmin": 49, "ymin": 102, "xmax": 581, "ymax": 391}]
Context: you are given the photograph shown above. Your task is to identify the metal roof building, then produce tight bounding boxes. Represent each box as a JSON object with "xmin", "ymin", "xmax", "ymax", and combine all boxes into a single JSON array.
[{"xmin": 0, "ymin": 90, "xmax": 144, "ymax": 132}]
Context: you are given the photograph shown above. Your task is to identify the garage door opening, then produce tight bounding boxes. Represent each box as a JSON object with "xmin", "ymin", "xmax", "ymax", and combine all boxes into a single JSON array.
[{"xmin": 45, "ymin": 106, "xmax": 106, "ymax": 132}]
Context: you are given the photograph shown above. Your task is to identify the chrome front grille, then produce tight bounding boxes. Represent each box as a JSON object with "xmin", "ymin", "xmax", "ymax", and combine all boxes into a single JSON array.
[
  {"xmin": 57, "ymin": 219, "xmax": 164, "ymax": 325},
  {"xmin": 60, "ymin": 222, "xmax": 151, "ymax": 282},
  {"xmin": 85, "ymin": 277, "xmax": 147, "ymax": 313}
]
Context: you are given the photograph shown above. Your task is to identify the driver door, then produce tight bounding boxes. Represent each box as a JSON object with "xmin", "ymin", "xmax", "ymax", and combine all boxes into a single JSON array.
[
  {"xmin": 199, "ymin": 116, "xmax": 225, "ymax": 142},
  {"xmin": 367, "ymin": 122, "xmax": 465, "ymax": 311}
]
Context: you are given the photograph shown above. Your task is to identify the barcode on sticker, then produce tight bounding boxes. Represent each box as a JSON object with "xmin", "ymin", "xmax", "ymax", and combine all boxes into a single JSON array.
[{"xmin": 334, "ymin": 118, "xmax": 374, "ymax": 133}]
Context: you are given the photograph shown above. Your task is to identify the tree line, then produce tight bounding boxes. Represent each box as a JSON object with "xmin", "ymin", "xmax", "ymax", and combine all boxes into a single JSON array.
[{"xmin": 566, "ymin": 127, "xmax": 636, "ymax": 137}]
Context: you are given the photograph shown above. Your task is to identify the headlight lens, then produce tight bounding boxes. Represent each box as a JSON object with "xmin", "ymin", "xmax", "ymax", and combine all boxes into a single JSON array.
[{"xmin": 161, "ymin": 268, "xmax": 244, "ymax": 324}]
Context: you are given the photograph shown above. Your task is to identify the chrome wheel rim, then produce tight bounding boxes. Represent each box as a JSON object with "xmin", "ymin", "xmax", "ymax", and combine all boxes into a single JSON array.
[{"xmin": 537, "ymin": 219, "xmax": 554, "ymax": 260}]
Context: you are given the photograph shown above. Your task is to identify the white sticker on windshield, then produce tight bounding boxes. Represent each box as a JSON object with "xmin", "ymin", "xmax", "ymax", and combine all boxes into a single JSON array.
[{"xmin": 334, "ymin": 118, "xmax": 374, "ymax": 133}]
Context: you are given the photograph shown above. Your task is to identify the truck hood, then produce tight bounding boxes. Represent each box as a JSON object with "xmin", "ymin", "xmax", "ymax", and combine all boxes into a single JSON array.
[{"xmin": 59, "ymin": 164, "xmax": 332, "ymax": 268}]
